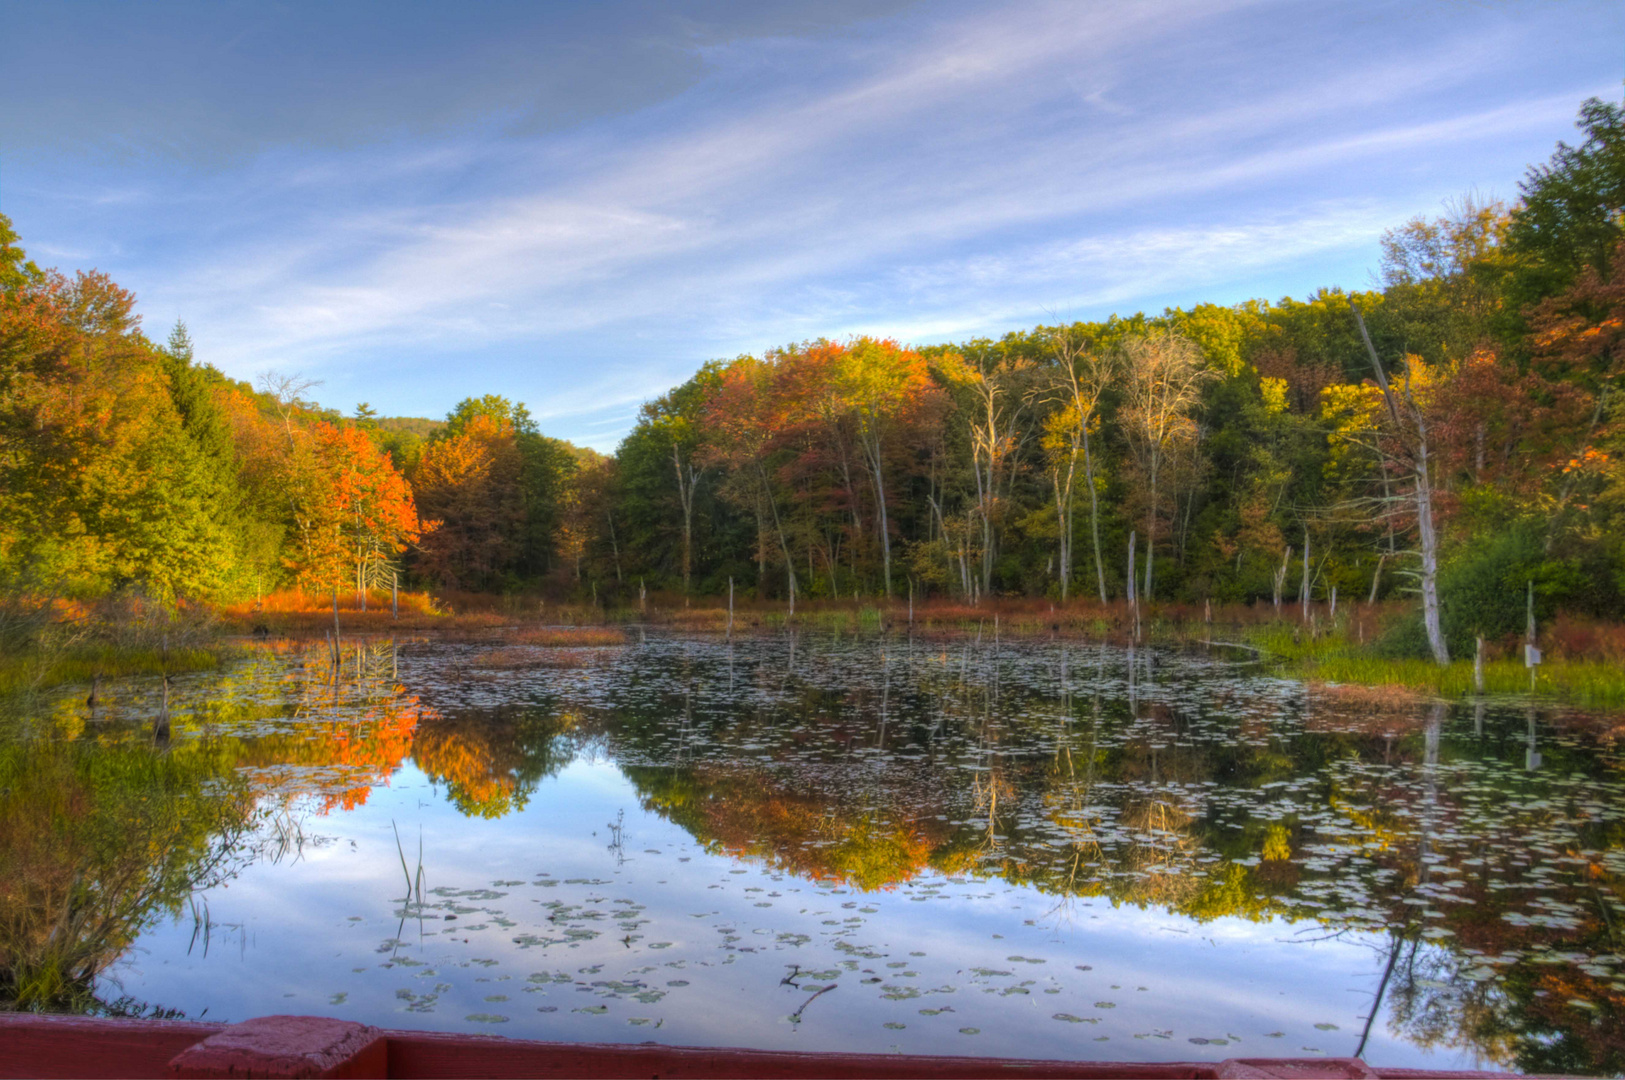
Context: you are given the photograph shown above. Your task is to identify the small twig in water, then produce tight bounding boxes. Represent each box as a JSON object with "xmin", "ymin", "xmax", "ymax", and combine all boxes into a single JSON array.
[{"xmin": 789, "ymin": 983, "xmax": 836, "ymax": 1023}]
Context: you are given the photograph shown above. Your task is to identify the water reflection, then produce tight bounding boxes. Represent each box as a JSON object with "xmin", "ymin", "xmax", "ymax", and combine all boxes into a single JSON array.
[
  {"xmin": 2, "ymin": 636, "xmax": 1622, "ymax": 1073},
  {"xmin": 0, "ymin": 735, "xmax": 254, "ymax": 1013}
]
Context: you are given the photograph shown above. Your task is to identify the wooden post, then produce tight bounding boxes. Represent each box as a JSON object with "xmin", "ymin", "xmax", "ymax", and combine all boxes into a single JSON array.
[
  {"xmin": 1329, "ymin": 585, "xmax": 1337, "ymax": 621},
  {"xmin": 332, "ymin": 589, "xmax": 341, "ymax": 667},
  {"xmin": 639, "ymin": 578, "xmax": 646, "ymax": 616},
  {"xmin": 727, "ymin": 577, "xmax": 734, "ymax": 642},
  {"xmin": 1474, "ymin": 636, "xmax": 1485, "ymax": 694},
  {"xmin": 908, "ymin": 579, "xmax": 914, "ymax": 629},
  {"xmin": 391, "ymin": 571, "xmax": 398, "ymax": 621}
]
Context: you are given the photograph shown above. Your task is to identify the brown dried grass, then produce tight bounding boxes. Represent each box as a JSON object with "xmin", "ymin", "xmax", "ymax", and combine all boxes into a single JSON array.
[
  {"xmin": 511, "ymin": 626, "xmax": 627, "ymax": 647},
  {"xmin": 470, "ymin": 645, "xmax": 617, "ymax": 671}
]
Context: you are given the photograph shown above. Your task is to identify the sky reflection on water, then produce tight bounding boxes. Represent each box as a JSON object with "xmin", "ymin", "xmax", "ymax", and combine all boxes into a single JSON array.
[{"xmin": 5, "ymin": 635, "xmax": 1622, "ymax": 1073}]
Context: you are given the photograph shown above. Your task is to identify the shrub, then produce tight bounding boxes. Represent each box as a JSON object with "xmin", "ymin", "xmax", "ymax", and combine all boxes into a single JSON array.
[{"xmin": 1438, "ymin": 523, "xmax": 1583, "ymax": 655}]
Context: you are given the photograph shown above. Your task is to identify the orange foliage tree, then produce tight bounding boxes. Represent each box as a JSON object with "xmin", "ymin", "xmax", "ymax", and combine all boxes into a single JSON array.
[
  {"xmin": 316, "ymin": 421, "xmax": 423, "ymax": 600},
  {"xmin": 411, "ymin": 413, "xmax": 525, "ymax": 590}
]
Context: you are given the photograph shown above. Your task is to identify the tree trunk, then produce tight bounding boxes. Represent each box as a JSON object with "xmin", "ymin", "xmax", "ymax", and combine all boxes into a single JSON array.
[
  {"xmin": 1144, "ymin": 464, "xmax": 1158, "ymax": 601},
  {"xmin": 673, "ymin": 445, "xmax": 696, "ymax": 598},
  {"xmin": 1083, "ymin": 423, "xmax": 1107, "ymax": 603},
  {"xmin": 1052, "ymin": 454, "xmax": 1075, "ymax": 604},
  {"xmin": 863, "ymin": 433, "xmax": 894, "ymax": 599},
  {"xmin": 1414, "ymin": 440, "xmax": 1449, "ymax": 664},
  {"xmin": 1300, "ymin": 525, "xmax": 1311, "ymax": 623},
  {"xmin": 1273, "ymin": 546, "xmax": 1292, "ymax": 611},
  {"xmin": 606, "ymin": 508, "xmax": 623, "ymax": 583},
  {"xmin": 1126, "ymin": 530, "xmax": 1136, "ymax": 610},
  {"xmin": 755, "ymin": 462, "xmax": 797, "ymax": 604}
]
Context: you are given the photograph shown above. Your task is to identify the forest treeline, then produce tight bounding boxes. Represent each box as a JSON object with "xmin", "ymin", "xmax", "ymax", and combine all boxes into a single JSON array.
[{"xmin": 3, "ymin": 96, "xmax": 1623, "ymax": 657}]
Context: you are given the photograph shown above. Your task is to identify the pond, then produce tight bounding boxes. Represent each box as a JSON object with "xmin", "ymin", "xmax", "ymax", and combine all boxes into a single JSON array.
[{"xmin": 2, "ymin": 634, "xmax": 1622, "ymax": 1074}]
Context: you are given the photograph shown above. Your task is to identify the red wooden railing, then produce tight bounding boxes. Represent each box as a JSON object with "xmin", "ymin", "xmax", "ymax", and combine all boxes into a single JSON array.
[{"xmin": 0, "ymin": 1012, "xmax": 1511, "ymax": 1079}]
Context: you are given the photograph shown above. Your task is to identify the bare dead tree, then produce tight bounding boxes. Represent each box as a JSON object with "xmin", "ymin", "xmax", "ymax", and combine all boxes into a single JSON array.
[
  {"xmin": 671, "ymin": 443, "xmax": 704, "ymax": 597},
  {"xmin": 1351, "ymin": 303, "xmax": 1449, "ymax": 665}
]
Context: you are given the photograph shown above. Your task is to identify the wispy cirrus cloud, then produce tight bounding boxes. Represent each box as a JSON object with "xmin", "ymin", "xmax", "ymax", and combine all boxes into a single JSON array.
[{"xmin": 5, "ymin": 0, "xmax": 1621, "ymax": 449}]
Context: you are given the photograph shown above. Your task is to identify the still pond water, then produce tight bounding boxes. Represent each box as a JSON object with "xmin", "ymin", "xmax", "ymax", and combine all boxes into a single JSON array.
[{"xmin": 5, "ymin": 634, "xmax": 1624, "ymax": 1074}]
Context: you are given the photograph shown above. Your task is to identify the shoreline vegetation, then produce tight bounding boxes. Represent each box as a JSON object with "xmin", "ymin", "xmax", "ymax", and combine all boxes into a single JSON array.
[{"xmin": 6, "ymin": 589, "xmax": 1621, "ymax": 711}]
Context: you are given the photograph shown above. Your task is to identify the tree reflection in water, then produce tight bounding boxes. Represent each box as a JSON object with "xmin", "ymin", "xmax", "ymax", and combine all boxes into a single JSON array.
[{"xmin": 0, "ymin": 735, "xmax": 254, "ymax": 1012}]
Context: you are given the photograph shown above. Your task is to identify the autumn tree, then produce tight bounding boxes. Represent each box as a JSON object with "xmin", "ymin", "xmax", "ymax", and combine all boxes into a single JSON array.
[
  {"xmin": 826, "ymin": 338, "xmax": 943, "ymax": 598},
  {"xmin": 1379, "ymin": 196, "xmax": 1507, "ymax": 365},
  {"xmin": 0, "ymin": 259, "xmax": 231, "ymax": 600},
  {"xmin": 556, "ymin": 447, "xmax": 619, "ymax": 588},
  {"xmin": 934, "ymin": 343, "xmax": 1037, "ymax": 598},
  {"xmin": 1043, "ymin": 325, "xmax": 1114, "ymax": 602},
  {"xmin": 624, "ymin": 367, "xmax": 721, "ymax": 597},
  {"xmin": 412, "ymin": 412, "xmax": 525, "ymax": 590},
  {"xmin": 317, "ymin": 422, "xmax": 422, "ymax": 600},
  {"xmin": 1118, "ymin": 331, "xmax": 1216, "ymax": 600},
  {"xmin": 700, "ymin": 356, "xmax": 799, "ymax": 602}
]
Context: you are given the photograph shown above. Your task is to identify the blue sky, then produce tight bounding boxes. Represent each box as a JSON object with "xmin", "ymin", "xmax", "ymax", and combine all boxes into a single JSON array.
[{"xmin": 3, "ymin": 0, "xmax": 1621, "ymax": 450}]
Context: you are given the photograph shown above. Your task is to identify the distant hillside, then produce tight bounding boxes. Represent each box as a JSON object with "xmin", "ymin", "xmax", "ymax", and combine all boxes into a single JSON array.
[{"xmin": 374, "ymin": 416, "xmax": 442, "ymax": 439}]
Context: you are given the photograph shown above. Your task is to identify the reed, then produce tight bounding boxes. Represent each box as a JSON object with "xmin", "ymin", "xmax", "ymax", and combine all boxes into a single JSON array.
[
  {"xmin": 0, "ymin": 644, "xmax": 223, "ymax": 698},
  {"xmin": 1306, "ymin": 655, "xmax": 1625, "ymax": 709}
]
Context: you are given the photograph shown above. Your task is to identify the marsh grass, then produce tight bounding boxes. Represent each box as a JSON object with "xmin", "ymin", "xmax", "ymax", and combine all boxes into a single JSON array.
[
  {"xmin": 0, "ymin": 644, "xmax": 223, "ymax": 698},
  {"xmin": 511, "ymin": 626, "xmax": 627, "ymax": 647},
  {"xmin": 1307, "ymin": 654, "xmax": 1625, "ymax": 708},
  {"xmin": 1247, "ymin": 619, "xmax": 1625, "ymax": 709}
]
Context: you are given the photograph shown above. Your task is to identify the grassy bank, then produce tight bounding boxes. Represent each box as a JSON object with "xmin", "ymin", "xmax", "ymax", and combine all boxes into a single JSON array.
[
  {"xmin": 1246, "ymin": 621, "xmax": 1625, "ymax": 710},
  {"xmin": 0, "ymin": 644, "xmax": 226, "ymax": 698}
]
